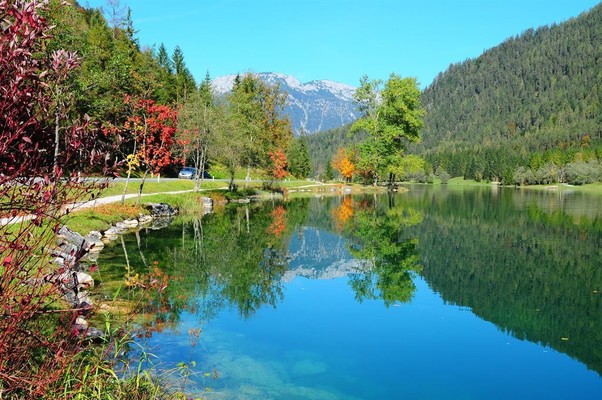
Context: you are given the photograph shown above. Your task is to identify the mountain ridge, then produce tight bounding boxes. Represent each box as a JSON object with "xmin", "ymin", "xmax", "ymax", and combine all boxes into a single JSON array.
[{"xmin": 213, "ymin": 72, "xmax": 360, "ymax": 135}]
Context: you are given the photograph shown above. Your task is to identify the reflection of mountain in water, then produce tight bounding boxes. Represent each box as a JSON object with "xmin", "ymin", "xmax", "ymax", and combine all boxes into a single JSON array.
[{"xmin": 283, "ymin": 227, "xmax": 367, "ymax": 282}]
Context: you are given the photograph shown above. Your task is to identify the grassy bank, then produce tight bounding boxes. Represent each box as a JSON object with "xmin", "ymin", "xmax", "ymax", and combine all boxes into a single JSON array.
[
  {"xmin": 516, "ymin": 182, "xmax": 602, "ymax": 193},
  {"xmin": 66, "ymin": 179, "xmax": 382, "ymax": 234},
  {"xmin": 401, "ymin": 176, "xmax": 602, "ymax": 193},
  {"xmin": 65, "ymin": 191, "xmax": 226, "ymax": 234}
]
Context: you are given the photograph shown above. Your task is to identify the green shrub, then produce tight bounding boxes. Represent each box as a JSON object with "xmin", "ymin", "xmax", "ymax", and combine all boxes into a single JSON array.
[{"xmin": 564, "ymin": 161, "xmax": 601, "ymax": 185}]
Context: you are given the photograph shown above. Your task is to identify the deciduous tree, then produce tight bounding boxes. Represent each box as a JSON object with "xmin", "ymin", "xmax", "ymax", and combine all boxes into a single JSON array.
[
  {"xmin": 331, "ymin": 147, "xmax": 356, "ymax": 182},
  {"xmin": 268, "ymin": 148, "xmax": 288, "ymax": 181},
  {"xmin": 228, "ymin": 73, "xmax": 293, "ymax": 186},
  {"xmin": 177, "ymin": 73, "xmax": 220, "ymax": 191},
  {"xmin": 351, "ymin": 74, "xmax": 425, "ymax": 186},
  {"xmin": 125, "ymin": 98, "xmax": 178, "ymax": 204}
]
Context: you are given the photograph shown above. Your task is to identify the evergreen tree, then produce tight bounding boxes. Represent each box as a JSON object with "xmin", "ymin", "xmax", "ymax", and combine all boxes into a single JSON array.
[
  {"xmin": 287, "ymin": 135, "xmax": 311, "ymax": 178},
  {"xmin": 172, "ymin": 45, "xmax": 196, "ymax": 102}
]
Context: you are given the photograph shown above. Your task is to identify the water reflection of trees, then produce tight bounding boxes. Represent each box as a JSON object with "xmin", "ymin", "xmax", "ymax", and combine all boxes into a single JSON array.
[
  {"xmin": 166, "ymin": 195, "xmax": 423, "ymax": 315},
  {"xmin": 397, "ymin": 186, "xmax": 602, "ymax": 376},
  {"xmin": 99, "ymin": 188, "xmax": 602, "ymax": 377},
  {"xmin": 167, "ymin": 201, "xmax": 309, "ymax": 320},
  {"xmin": 336, "ymin": 194, "xmax": 423, "ymax": 306},
  {"xmin": 99, "ymin": 195, "xmax": 425, "ymax": 328}
]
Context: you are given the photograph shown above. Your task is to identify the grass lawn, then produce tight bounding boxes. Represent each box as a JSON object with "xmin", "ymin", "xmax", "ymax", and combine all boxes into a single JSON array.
[
  {"xmin": 409, "ymin": 176, "xmax": 602, "ymax": 193},
  {"xmin": 65, "ymin": 191, "xmax": 223, "ymax": 234},
  {"xmin": 99, "ymin": 179, "xmax": 228, "ymax": 197}
]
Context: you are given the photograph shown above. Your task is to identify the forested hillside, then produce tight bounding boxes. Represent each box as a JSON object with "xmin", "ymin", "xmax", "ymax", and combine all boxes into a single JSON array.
[
  {"xmin": 305, "ymin": 124, "xmax": 366, "ymax": 178},
  {"xmin": 416, "ymin": 3, "xmax": 602, "ymax": 183},
  {"xmin": 45, "ymin": 0, "xmax": 196, "ymax": 121}
]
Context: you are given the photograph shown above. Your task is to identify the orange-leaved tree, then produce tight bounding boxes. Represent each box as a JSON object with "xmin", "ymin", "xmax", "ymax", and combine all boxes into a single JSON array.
[
  {"xmin": 332, "ymin": 147, "xmax": 356, "ymax": 182},
  {"xmin": 268, "ymin": 148, "xmax": 288, "ymax": 181}
]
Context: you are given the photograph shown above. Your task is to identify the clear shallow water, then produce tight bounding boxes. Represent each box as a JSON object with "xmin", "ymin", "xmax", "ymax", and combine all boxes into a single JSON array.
[{"xmin": 96, "ymin": 187, "xmax": 602, "ymax": 399}]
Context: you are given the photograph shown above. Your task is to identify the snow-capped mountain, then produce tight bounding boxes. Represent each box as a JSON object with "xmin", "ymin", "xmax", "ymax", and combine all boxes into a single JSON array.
[{"xmin": 212, "ymin": 72, "xmax": 360, "ymax": 135}]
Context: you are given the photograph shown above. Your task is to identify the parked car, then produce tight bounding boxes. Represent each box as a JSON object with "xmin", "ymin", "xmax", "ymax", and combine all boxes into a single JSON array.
[{"xmin": 178, "ymin": 167, "xmax": 212, "ymax": 179}]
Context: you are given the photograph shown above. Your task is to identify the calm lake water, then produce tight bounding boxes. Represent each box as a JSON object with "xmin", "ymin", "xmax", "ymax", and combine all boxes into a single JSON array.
[{"xmin": 96, "ymin": 186, "xmax": 602, "ymax": 399}]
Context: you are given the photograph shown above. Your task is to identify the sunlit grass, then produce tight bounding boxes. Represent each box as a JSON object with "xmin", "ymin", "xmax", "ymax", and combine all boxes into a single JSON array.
[
  {"xmin": 99, "ymin": 179, "xmax": 214, "ymax": 198},
  {"xmin": 64, "ymin": 204, "xmax": 143, "ymax": 235}
]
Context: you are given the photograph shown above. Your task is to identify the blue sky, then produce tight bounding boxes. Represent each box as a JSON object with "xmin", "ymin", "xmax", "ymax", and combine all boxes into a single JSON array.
[{"xmin": 83, "ymin": 0, "xmax": 600, "ymax": 87}]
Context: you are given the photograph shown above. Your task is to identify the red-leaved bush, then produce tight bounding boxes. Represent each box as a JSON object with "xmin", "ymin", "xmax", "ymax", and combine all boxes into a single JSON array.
[
  {"xmin": 0, "ymin": 1, "xmax": 115, "ymax": 397},
  {"xmin": 267, "ymin": 148, "xmax": 287, "ymax": 181}
]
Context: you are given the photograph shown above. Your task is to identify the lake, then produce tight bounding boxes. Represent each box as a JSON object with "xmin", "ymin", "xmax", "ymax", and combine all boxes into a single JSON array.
[{"xmin": 95, "ymin": 185, "xmax": 602, "ymax": 399}]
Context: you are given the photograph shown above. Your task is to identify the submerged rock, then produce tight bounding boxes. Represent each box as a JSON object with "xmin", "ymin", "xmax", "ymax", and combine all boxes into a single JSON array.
[
  {"xmin": 201, "ymin": 196, "xmax": 213, "ymax": 208},
  {"xmin": 291, "ymin": 359, "xmax": 328, "ymax": 377},
  {"xmin": 149, "ymin": 216, "xmax": 175, "ymax": 230}
]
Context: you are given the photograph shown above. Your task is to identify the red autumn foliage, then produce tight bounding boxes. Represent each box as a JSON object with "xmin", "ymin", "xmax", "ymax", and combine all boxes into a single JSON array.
[
  {"xmin": 0, "ymin": 1, "xmax": 115, "ymax": 396},
  {"xmin": 124, "ymin": 97, "xmax": 179, "ymax": 174},
  {"xmin": 268, "ymin": 148, "xmax": 288, "ymax": 180},
  {"xmin": 266, "ymin": 205, "xmax": 287, "ymax": 238}
]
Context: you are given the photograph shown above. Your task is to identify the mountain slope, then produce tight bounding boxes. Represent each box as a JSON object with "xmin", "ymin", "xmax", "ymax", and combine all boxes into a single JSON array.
[
  {"xmin": 416, "ymin": 3, "xmax": 602, "ymax": 178},
  {"xmin": 213, "ymin": 73, "xmax": 360, "ymax": 135}
]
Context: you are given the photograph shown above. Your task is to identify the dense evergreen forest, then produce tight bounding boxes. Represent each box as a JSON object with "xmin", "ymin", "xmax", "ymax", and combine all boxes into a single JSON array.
[
  {"xmin": 309, "ymin": 4, "xmax": 602, "ymax": 185},
  {"xmin": 417, "ymin": 3, "xmax": 602, "ymax": 184},
  {"xmin": 45, "ymin": 0, "xmax": 196, "ymax": 120}
]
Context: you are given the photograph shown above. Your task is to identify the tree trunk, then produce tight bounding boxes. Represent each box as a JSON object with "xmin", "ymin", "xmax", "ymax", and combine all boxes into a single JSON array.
[
  {"xmin": 135, "ymin": 169, "xmax": 148, "ymax": 206},
  {"xmin": 194, "ymin": 147, "xmax": 206, "ymax": 192},
  {"xmin": 388, "ymin": 172, "xmax": 396, "ymax": 190},
  {"xmin": 121, "ymin": 235, "xmax": 131, "ymax": 276},
  {"xmin": 121, "ymin": 168, "xmax": 131, "ymax": 205},
  {"xmin": 135, "ymin": 230, "xmax": 148, "ymax": 268},
  {"xmin": 245, "ymin": 165, "xmax": 250, "ymax": 188}
]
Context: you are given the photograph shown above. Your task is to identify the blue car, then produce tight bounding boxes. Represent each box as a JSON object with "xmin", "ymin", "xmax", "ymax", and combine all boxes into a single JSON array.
[{"xmin": 178, "ymin": 167, "xmax": 212, "ymax": 179}]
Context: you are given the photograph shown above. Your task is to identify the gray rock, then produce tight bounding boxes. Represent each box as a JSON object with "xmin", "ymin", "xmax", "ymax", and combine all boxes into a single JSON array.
[
  {"xmin": 57, "ymin": 226, "xmax": 88, "ymax": 249},
  {"xmin": 201, "ymin": 196, "xmax": 213, "ymax": 208},
  {"xmin": 103, "ymin": 227, "xmax": 119, "ymax": 236},
  {"xmin": 122, "ymin": 218, "xmax": 139, "ymax": 228},
  {"xmin": 84, "ymin": 232, "xmax": 104, "ymax": 252},
  {"xmin": 144, "ymin": 203, "xmax": 179, "ymax": 217},
  {"xmin": 138, "ymin": 214, "xmax": 153, "ymax": 224},
  {"xmin": 87, "ymin": 231, "xmax": 102, "ymax": 241},
  {"xmin": 115, "ymin": 221, "xmax": 128, "ymax": 230},
  {"xmin": 85, "ymin": 327, "xmax": 105, "ymax": 341}
]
